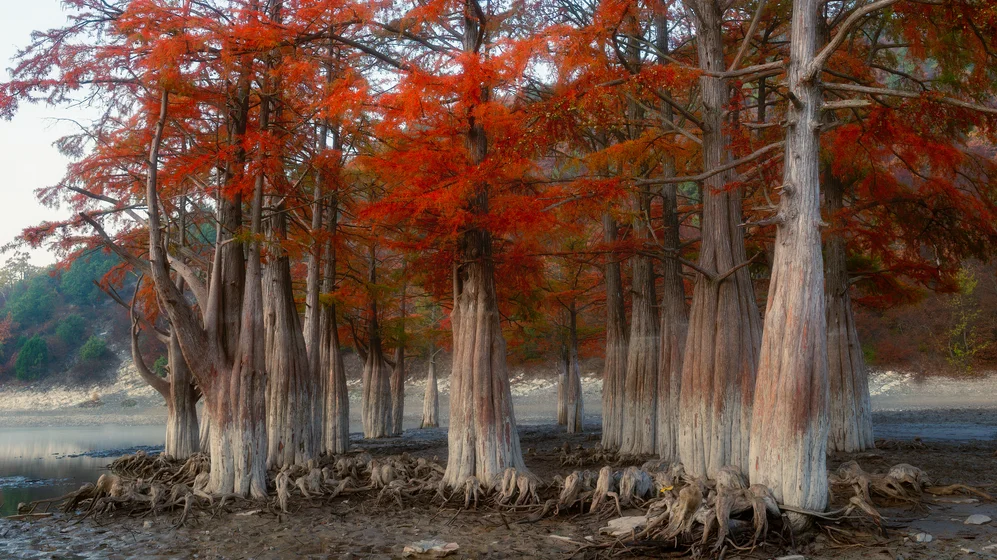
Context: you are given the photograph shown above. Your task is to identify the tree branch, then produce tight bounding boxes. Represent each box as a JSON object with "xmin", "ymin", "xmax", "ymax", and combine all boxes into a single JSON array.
[
  {"xmin": 637, "ymin": 141, "xmax": 785, "ymax": 185},
  {"xmin": 805, "ymin": 0, "xmax": 901, "ymax": 81}
]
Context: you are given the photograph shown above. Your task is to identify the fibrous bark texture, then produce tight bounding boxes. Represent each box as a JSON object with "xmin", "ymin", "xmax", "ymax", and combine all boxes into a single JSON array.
[
  {"xmin": 620, "ymin": 208, "xmax": 659, "ymax": 456},
  {"xmin": 443, "ymin": 228, "xmax": 528, "ymax": 488},
  {"xmin": 557, "ymin": 352, "xmax": 568, "ymax": 426},
  {"xmin": 825, "ymin": 175, "xmax": 874, "ymax": 452},
  {"xmin": 263, "ymin": 202, "xmax": 319, "ymax": 469},
  {"xmin": 601, "ymin": 214, "xmax": 628, "ymax": 450},
  {"xmin": 319, "ymin": 197, "xmax": 349, "ymax": 454},
  {"xmin": 390, "ymin": 345, "xmax": 405, "ymax": 436},
  {"xmin": 657, "ymin": 183, "xmax": 687, "ymax": 461},
  {"xmin": 565, "ymin": 310, "xmax": 584, "ymax": 434},
  {"xmin": 421, "ymin": 354, "xmax": 440, "ymax": 429},
  {"xmin": 361, "ymin": 330, "xmax": 392, "ymax": 439},
  {"xmin": 679, "ymin": 0, "xmax": 762, "ymax": 478},
  {"xmin": 748, "ymin": 0, "xmax": 830, "ymax": 529}
]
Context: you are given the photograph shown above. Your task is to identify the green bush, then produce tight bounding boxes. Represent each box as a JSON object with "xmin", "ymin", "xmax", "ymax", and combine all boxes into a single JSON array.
[
  {"xmin": 56, "ymin": 314, "xmax": 87, "ymax": 345},
  {"xmin": 60, "ymin": 252, "xmax": 118, "ymax": 306},
  {"xmin": 79, "ymin": 336, "xmax": 107, "ymax": 361},
  {"xmin": 153, "ymin": 355, "xmax": 168, "ymax": 378},
  {"xmin": 15, "ymin": 336, "xmax": 49, "ymax": 381}
]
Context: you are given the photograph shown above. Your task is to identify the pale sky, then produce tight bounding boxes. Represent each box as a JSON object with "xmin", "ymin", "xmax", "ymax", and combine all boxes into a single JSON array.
[{"xmin": 0, "ymin": 0, "xmax": 80, "ymax": 266}]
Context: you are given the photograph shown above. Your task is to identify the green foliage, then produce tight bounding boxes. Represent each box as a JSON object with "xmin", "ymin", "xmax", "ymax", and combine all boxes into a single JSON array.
[
  {"xmin": 5, "ymin": 274, "xmax": 57, "ymax": 326},
  {"xmin": 56, "ymin": 314, "xmax": 87, "ymax": 345},
  {"xmin": 15, "ymin": 336, "xmax": 49, "ymax": 381},
  {"xmin": 947, "ymin": 268, "xmax": 989, "ymax": 372},
  {"xmin": 60, "ymin": 252, "xmax": 118, "ymax": 306},
  {"xmin": 79, "ymin": 336, "xmax": 107, "ymax": 361},
  {"xmin": 153, "ymin": 355, "xmax": 168, "ymax": 378}
]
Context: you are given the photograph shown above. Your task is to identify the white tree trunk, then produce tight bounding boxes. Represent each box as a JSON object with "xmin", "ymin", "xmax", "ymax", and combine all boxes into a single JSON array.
[
  {"xmin": 361, "ymin": 337, "xmax": 393, "ymax": 439},
  {"xmin": 565, "ymin": 307, "xmax": 583, "ymax": 434},
  {"xmin": 557, "ymin": 347, "xmax": 568, "ymax": 426},
  {"xmin": 748, "ymin": 0, "xmax": 829, "ymax": 530},
  {"xmin": 656, "ymin": 183, "xmax": 687, "ymax": 461}
]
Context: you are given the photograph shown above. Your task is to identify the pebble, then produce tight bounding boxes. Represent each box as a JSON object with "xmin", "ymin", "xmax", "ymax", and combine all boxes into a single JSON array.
[
  {"xmin": 775, "ymin": 556, "xmax": 805, "ymax": 560},
  {"xmin": 966, "ymin": 514, "xmax": 992, "ymax": 525},
  {"xmin": 143, "ymin": 521, "xmax": 153, "ymax": 529},
  {"xmin": 913, "ymin": 532, "xmax": 934, "ymax": 543}
]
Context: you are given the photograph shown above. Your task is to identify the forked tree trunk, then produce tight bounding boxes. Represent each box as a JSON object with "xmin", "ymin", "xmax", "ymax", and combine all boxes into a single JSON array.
[
  {"xmin": 130, "ymin": 315, "xmax": 199, "ymax": 459},
  {"xmin": 601, "ymin": 213, "xmax": 628, "ymax": 450},
  {"xmin": 679, "ymin": 0, "xmax": 763, "ymax": 478},
  {"xmin": 264, "ymin": 201, "xmax": 319, "ymax": 469},
  {"xmin": 421, "ymin": 352, "xmax": 440, "ymax": 429},
  {"xmin": 621, "ymin": 199, "xmax": 659, "ymax": 455},
  {"xmin": 657, "ymin": 182, "xmax": 688, "ymax": 461},
  {"xmin": 442, "ymin": 5, "xmax": 529, "ymax": 489},
  {"xmin": 748, "ymin": 0, "xmax": 829, "ymax": 528},
  {"xmin": 824, "ymin": 174, "xmax": 874, "ymax": 452},
  {"xmin": 565, "ymin": 304, "xmax": 583, "ymax": 434}
]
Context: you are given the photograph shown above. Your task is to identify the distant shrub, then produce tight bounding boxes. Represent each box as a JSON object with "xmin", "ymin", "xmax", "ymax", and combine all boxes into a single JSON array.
[
  {"xmin": 15, "ymin": 336, "xmax": 49, "ymax": 381},
  {"xmin": 79, "ymin": 336, "xmax": 107, "ymax": 361},
  {"xmin": 56, "ymin": 314, "xmax": 87, "ymax": 345},
  {"xmin": 120, "ymin": 398, "xmax": 137, "ymax": 408},
  {"xmin": 153, "ymin": 355, "xmax": 168, "ymax": 378}
]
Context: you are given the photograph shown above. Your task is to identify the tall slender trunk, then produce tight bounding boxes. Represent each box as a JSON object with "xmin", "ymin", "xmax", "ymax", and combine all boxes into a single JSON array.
[
  {"xmin": 321, "ymin": 197, "xmax": 349, "ymax": 453},
  {"xmin": 361, "ymin": 253, "xmax": 392, "ymax": 439},
  {"xmin": 421, "ymin": 350, "xmax": 440, "ymax": 429},
  {"xmin": 621, "ymin": 192, "xmax": 659, "ymax": 455},
  {"xmin": 749, "ymin": 0, "xmax": 829, "ymax": 528},
  {"xmin": 264, "ymin": 200, "xmax": 319, "ymax": 469},
  {"xmin": 657, "ymin": 181, "xmax": 687, "ymax": 460},
  {"xmin": 824, "ymin": 174, "xmax": 874, "ymax": 452},
  {"xmin": 390, "ymin": 282, "xmax": 407, "ymax": 436},
  {"xmin": 442, "ymin": 6, "xmax": 527, "ymax": 486},
  {"xmin": 557, "ymin": 344, "xmax": 568, "ymax": 426},
  {"xmin": 679, "ymin": 0, "xmax": 763, "ymax": 478},
  {"xmin": 601, "ymin": 213, "xmax": 628, "ymax": 450},
  {"xmin": 565, "ymin": 303, "xmax": 583, "ymax": 434}
]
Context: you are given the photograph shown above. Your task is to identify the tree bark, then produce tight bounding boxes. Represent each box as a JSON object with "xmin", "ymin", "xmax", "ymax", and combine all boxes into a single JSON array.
[
  {"xmin": 442, "ymin": 7, "xmax": 528, "ymax": 486},
  {"xmin": 824, "ymin": 173, "xmax": 874, "ymax": 452},
  {"xmin": 601, "ymin": 213, "xmax": 628, "ymax": 450},
  {"xmin": 360, "ymin": 254, "xmax": 391, "ymax": 439},
  {"xmin": 390, "ymin": 283, "xmax": 407, "ymax": 436},
  {"xmin": 421, "ymin": 351, "xmax": 440, "ymax": 429},
  {"xmin": 264, "ymin": 200, "xmax": 319, "ymax": 469},
  {"xmin": 679, "ymin": 0, "xmax": 763, "ymax": 478},
  {"xmin": 165, "ymin": 334, "xmax": 199, "ymax": 459},
  {"xmin": 656, "ymin": 182, "xmax": 687, "ymax": 461},
  {"xmin": 557, "ymin": 345, "xmax": 568, "ymax": 426},
  {"xmin": 320, "ymin": 203, "xmax": 349, "ymax": 452},
  {"xmin": 621, "ymin": 193, "xmax": 659, "ymax": 455},
  {"xmin": 565, "ymin": 304, "xmax": 583, "ymax": 434},
  {"xmin": 748, "ymin": 0, "xmax": 829, "ymax": 529}
]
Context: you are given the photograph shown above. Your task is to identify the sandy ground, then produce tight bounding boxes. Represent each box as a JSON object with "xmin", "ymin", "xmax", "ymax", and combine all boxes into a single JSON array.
[{"xmin": 2, "ymin": 367, "xmax": 997, "ymax": 558}]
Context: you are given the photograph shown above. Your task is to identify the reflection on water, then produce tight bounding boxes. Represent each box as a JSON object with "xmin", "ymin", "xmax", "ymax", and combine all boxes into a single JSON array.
[{"xmin": 0, "ymin": 425, "xmax": 163, "ymax": 516}]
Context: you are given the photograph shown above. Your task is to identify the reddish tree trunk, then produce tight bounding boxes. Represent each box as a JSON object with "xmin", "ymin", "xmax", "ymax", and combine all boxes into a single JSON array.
[
  {"xmin": 824, "ymin": 174, "xmax": 874, "ymax": 452},
  {"xmin": 679, "ymin": 0, "xmax": 763, "ymax": 478},
  {"xmin": 601, "ymin": 213, "xmax": 628, "ymax": 450},
  {"xmin": 749, "ymin": 0, "xmax": 830, "ymax": 528}
]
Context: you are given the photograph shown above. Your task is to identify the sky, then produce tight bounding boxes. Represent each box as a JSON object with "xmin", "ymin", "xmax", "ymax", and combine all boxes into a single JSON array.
[{"xmin": 0, "ymin": 1, "xmax": 81, "ymax": 267}]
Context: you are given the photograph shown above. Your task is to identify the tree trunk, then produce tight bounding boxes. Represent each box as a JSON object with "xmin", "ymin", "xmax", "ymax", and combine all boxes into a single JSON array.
[
  {"xmin": 442, "ymin": 4, "xmax": 529, "ymax": 489},
  {"xmin": 165, "ymin": 334, "xmax": 199, "ymax": 459},
  {"xmin": 361, "ymin": 330, "xmax": 392, "ymax": 438},
  {"xmin": 390, "ymin": 344, "xmax": 405, "ymax": 436},
  {"xmin": 565, "ymin": 304, "xmax": 583, "ymax": 434},
  {"xmin": 679, "ymin": 0, "xmax": 763, "ymax": 478},
  {"xmin": 321, "ymin": 299, "xmax": 350, "ymax": 452},
  {"xmin": 621, "ymin": 197, "xmax": 659, "ymax": 455},
  {"xmin": 421, "ymin": 352, "xmax": 440, "ymax": 429},
  {"xmin": 199, "ymin": 409, "xmax": 211, "ymax": 454},
  {"xmin": 264, "ymin": 200, "xmax": 319, "ymax": 469},
  {"xmin": 748, "ymin": 0, "xmax": 829, "ymax": 528},
  {"xmin": 601, "ymin": 213, "xmax": 628, "ymax": 450},
  {"xmin": 656, "ymin": 182, "xmax": 687, "ymax": 461},
  {"xmin": 557, "ymin": 345, "xmax": 568, "ymax": 426},
  {"xmin": 825, "ymin": 174, "xmax": 874, "ymax": 452}
]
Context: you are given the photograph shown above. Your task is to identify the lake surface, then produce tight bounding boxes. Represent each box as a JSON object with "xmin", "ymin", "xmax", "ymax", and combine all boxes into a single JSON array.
[{"xmin": 0, "ymin": 425, "xmax": 163, "ymax": 516}]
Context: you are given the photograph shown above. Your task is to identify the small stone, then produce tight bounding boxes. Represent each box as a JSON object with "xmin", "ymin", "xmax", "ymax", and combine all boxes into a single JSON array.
[
  {"xmin": 913, "ymin": 532, "xmax": 933, "ymax": 543},
  {"xmin": 776, "ymin": 556, "xmax": 805, "ymax": 560},
  {"xmin": 599, "ymin": 516, "xmax": 647, "ymax": 537},
  {"xmin": 960, "ymin": 547, "xmax": 975, "ymax": 554},
  {"xmin": 965, "ymin": 514, "xmax": 992, "ymax": 525},
  {"xmin": 143, "ymin": 521, "xmax": 152, "ymax": 529}
]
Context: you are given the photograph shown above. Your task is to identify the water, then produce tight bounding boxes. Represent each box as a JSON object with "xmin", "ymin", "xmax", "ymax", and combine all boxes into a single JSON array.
[{"xmin": 0, "ymin": 425, "xmax": 163, "ymax": 516}]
